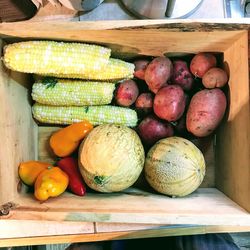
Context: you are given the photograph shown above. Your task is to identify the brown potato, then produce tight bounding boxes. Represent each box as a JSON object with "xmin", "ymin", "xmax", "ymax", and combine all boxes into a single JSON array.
[
  {"xmin": 186, "ymin": 88, "xmax": 227, "ymax": 137},
  {"xmin": 153, "ymin": 85, "xmax": 186, "ymax": 122},
  {"xmin": 190, "ymin": 52, "xmax": 217, "ymax": 78},
  {"xmin": 202, "ymin": 67, "xmax": 228, "ymax": 88},
  {"xmin": 144, "ymin": 56, "xmax": 173, "ymax": 93}
]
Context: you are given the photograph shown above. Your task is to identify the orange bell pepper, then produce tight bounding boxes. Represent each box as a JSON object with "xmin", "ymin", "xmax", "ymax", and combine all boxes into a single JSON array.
[
  {"xmin": 49, "ymin": 120, "xmax": 93, "ymax": 157},
  {"xmin": 19, "ymin": 161, "xmax": 51, "ymax": 186},
  {"xmin": 34, "ymin": 166, "xmax": 69, "ymax": 201}
]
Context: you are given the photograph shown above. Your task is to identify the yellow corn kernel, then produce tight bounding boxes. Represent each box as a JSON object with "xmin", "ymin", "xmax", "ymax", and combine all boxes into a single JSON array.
[
  {"xmin": 47, "ymin": 58, "xmax": 135, "ymax": 81},
  {"xmin": 3, "ymin": 41, "xmax": 111, "ymax": 76},
  {"xmin": 32, "ymin": 78, "xmax": 115, "ymax": 106},
  {"xmin": 32, "ymin": 103, "xmax": 138, "ymax": 127}
]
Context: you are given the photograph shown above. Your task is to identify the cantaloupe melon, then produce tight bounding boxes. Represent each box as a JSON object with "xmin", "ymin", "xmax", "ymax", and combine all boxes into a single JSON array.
[
  {"xmin": 78, "ymin": 124, "xmax": 145, "ymax": 192},
  {"xmin": 145, "ymin": 136, "xmax": 205, "ymax": 197}
]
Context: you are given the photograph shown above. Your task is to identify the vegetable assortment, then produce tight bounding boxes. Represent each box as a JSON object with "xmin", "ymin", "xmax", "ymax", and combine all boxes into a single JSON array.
[
  {"xmin": 5, "ymin": 41, "xmax": 137, "ymax": 127},
  {"xmin": 4, "ymin": 40, "xmax": 229, "ymax": 200},
  {"xmin": 19, "ymin": 122, "xmax": 90, "ymax": 201}
]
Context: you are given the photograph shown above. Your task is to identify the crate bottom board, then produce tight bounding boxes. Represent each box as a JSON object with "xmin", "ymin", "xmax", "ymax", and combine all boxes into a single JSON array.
[{"xmin": 4, "ymin": 187, "xmax": 250, "ymax": 226}]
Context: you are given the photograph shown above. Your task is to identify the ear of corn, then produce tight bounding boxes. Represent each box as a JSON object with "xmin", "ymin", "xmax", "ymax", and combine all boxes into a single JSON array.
[
  {"xmin": 32, "ymin": 103, "xmax": 138, "ymax": 127},
  {"xmin": 3, "ymin": 41, "xmax": 111, "ymax": 76},
  {"xmin": 46, "ymin": 58, "xmax": 135, "ymax": 81},
  {"xmin": 3, "ymin": 41, "xmax": 135, "ymax": 81},
  {"xmin": 32, "ymin": 78, "xmax": 116, "ymax": 106}
]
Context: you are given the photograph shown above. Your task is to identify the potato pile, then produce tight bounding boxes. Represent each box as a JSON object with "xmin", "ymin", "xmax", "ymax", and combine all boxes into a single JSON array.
[{"xmin": 114, "ymin": 52, "xmax": 228, "ymax": 148}]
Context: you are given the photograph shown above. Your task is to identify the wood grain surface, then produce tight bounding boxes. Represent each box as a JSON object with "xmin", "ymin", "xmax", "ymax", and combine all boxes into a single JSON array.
[
  {"xmin": 0, "ymin": 39, "xmax": 38, "ymax": 205},
  {"xmin": 3, "ymin": 188, "xmax": 249, "ymax": 226},
  {"xmin": 216, "ymin": 31, "xmax": 250, "ymax": 213},
  {"xmin": 0, "ymin": 222, "xmax": 250, "ymax": 247}
]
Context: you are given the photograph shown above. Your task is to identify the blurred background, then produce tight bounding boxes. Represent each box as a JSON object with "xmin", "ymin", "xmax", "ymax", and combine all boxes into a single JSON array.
[{"xmin": 0, "ymin": 0, "xmax": 249, "ymax": 22}]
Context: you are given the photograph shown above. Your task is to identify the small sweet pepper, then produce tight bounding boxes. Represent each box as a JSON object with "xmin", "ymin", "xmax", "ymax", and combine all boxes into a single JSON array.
[
  {"xmin": 49, "ymin": 120, "xmax": 93, "ymax": 157},
  {"xmin": 34, "ymin": 166, "xmax": 69, "ymax": 201},
  {"xmin": 57, "ymin": 157, "xmax": 86, "ymax": 196},
  {"xmin": 19, "ymin": 161, "xmax": 51, "ymax": 186}
]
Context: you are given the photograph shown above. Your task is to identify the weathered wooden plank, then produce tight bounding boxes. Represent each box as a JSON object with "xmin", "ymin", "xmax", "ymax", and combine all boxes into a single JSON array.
[
  {"xmin": 0, "ymin": 27, "xmax": 245, "ymax": 59},
  {"xmin": 2, "ymin": 188, "xmax": 250, "ymax": 226},
  {"xmin": 0, "ymin": 39, "xmax": 38, "ymax": 205},
  {"xmin": 0, "ymin": 224, "xmax": 249, "ymax": 248},
  {"xmin": 216, "ymin": 31, "xmax": 250, "ymax": 213},
  {"xmin": 0, "ymin": 220, "xmax": 94, "ymax": 238},
  {"xmin": 38, "ymin": 126, "xmax": 61, "ymax": 164},
  {"xmin": 0, "ymin": 19, "xmax": 250, "ymax": 34}
]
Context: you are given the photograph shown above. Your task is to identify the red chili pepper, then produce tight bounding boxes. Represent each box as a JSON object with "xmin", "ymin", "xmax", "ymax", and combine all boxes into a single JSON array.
[{"xmin": 57, "ymin": 157, "xmax": 86, "ymax": 196}]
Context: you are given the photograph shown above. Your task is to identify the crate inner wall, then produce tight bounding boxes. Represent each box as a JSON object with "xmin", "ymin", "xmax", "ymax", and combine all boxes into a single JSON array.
[{"xmin": 0, "ymin": 24, "xmax": 249, "ymax": 226}]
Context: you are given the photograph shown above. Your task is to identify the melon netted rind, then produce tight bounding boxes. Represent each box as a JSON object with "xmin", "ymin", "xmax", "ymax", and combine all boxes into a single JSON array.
[
  {"xmin": 145, "ymin": 136, "xmax": 206, "ymax": 197},
  {"xmin": 78, "ymin": 124, "xmax": 145, "ymax": 193}
]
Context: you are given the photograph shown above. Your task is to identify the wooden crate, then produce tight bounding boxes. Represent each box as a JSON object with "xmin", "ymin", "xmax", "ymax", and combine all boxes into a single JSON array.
[{"xmin": 0, "ymin": 20, "xmax": 249, "ymax": 226}]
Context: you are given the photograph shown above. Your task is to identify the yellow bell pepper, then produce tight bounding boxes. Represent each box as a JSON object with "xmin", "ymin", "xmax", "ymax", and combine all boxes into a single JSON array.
[
  {"xmin": 34, "ymin": 166, "xmax": 69, "ymax": 201},
  {"xmin": 19, "ymin": 161, "xmax": 51, "ymax": 186}
]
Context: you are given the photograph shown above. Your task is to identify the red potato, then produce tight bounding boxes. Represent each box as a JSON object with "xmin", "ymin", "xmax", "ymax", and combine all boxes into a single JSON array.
[
  {"xmin": 186, "ymin": 88, "xmax": 227, "ymax": 137},
  {"xmin": 153, "ymin": 85, "xmax": 186, "ymax": 122},
  {"xmin": 172, "ymin": 60, "xmax": 194, "ymax": 91},
  {"xmin": 133, "ymin": 59, "xmax": 150, "ymax": 80},
  {"xmin": 202, "ymin": 67, "xmax": 228, "ymax": 88},
  {"xmin": 144, "ymin": 56, "xmax": 173, "ymax": 94},
  {"xmin": 190, "ymin": 52, "xmax": 217, "ymax": 78},
  {"xmin": 135, "ymin": 93, "xmax": 154, "ymax": 115},
  {"xmin": 138, "ymin": 116, "xmax": 174, "ymax": 146},
  {"xmin": 115, "ymin": 79, "xmax": 139, "ymax": 107}
]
